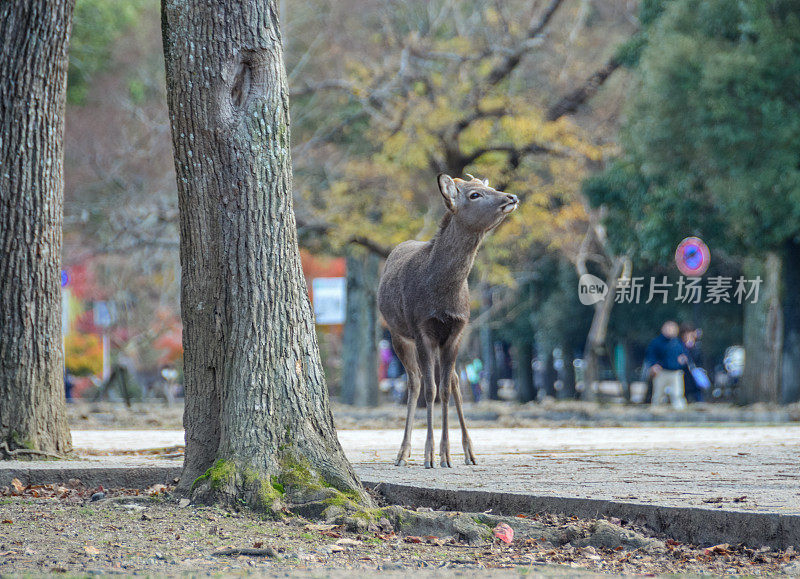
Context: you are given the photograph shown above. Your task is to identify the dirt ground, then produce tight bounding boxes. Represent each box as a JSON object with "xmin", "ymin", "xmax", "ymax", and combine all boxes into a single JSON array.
[{"xmin": 1, "ymin": 481, "xmax": 797, "ymax": 577}]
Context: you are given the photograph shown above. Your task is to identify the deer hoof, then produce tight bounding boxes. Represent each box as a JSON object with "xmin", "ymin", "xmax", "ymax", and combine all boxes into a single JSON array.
[
  {"xmin": 424, "ymin": 460, "xmax": 435, "ymax": 469},
  {"xmin": 440, "ymin": 458, "xmax": 452, "ymax": 468},
  {"xmin": 395, "ymin": 458, "xmax": 407, "ymax": 467}
]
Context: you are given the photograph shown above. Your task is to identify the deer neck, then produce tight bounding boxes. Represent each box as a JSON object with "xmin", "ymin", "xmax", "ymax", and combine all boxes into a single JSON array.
[{"xmin": 426, "ymin": 213, "xmax": 484, "ymax": 288}]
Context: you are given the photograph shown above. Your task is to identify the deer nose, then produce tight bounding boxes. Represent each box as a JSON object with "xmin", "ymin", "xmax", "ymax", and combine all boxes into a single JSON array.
[{"xmin": 506, "ymin": 194, "xmax": 519, "ymax": 204}]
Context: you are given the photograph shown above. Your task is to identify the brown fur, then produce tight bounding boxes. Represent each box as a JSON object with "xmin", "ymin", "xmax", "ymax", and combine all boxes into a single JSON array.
[{"xmin": 377, "ymin": 174, "xmax": 518, "ymax": 468}]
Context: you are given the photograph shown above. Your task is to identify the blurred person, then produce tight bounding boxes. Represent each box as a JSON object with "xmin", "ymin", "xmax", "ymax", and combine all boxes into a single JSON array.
[
  {"xmin": 386, "ymin": 350, "xmax": 405, "ymax": 404},
  {"xmin": 644, "ymin": 321, "xmax": 688, "ymax": 409},
  {"xmin": 64, "ymin": 370, "xmax": 74, "ymax": 402},
  {"xmin": 465, "ymin": 357, "xmax": 483, "ymax": 402},
  {"xmin": 679, "ymin": 323, "xmax": 707, "ymax": 402}
]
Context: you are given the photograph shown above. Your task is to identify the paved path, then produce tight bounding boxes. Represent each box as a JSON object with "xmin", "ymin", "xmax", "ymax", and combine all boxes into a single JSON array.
[{"xmin": 64, "ymin": 425, "xmax": 800, "ymax": 516}]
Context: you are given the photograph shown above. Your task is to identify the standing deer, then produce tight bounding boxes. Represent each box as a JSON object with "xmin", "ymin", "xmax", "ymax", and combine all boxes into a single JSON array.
[{"xmin": 378, "ymin": 174, "xmax": 519, "ymax": 468}]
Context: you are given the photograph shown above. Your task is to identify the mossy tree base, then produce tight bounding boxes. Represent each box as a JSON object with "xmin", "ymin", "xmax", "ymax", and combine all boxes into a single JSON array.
[{"xmin": 190, "ymin": 451, "xmax": 372, "ymax": 518}]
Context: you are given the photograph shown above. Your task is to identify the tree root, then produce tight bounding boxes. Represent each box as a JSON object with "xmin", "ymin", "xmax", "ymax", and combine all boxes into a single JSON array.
[{"xmin": 0, "ymin": 441, "xmax": 65, "ymax": 460}]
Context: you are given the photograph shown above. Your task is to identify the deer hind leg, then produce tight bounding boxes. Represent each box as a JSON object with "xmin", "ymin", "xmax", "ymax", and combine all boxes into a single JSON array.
[
  {"xmin": 392, "ymin": 335, "xmax": 419, "ymax": 466},
  {"xmin": 452, "ymin": 372, "xmax": 477, "ymax": 465},
  {"xmin": 439, "ymin": 369, "xmax": 453, "ymax": 467},
  {"xmin": 438, "ymin": 338, "xmax": 461, "ymax": 468}
]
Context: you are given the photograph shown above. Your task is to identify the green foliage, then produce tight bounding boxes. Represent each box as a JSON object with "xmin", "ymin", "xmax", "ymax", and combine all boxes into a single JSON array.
[
  {"xmin": 68, "ymin": 0, "xmax": 147, "ymax": 103},
  {"xmin": 613, "ymin": 0, "xmax": 673, "ymax": 68},
  {"xmin": 592, "ymin": 0, "xmax": 800, "ymax": 259}
]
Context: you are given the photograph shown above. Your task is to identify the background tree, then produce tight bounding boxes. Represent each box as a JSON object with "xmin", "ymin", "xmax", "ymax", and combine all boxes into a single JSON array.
[
  {"xmin": 0, "ymin": 0, "xmax": 75, "ymax": 457},
  {"xmin": 588, "ymin": 0, "xmax": 800, "ymax": 403},
  {"xmin": 340, "ymin": 245, "xmax": 381, "ymax": 407},
  {"xmin": 161, "ymin": 0, "xmax": 366, "ymax": 505}
]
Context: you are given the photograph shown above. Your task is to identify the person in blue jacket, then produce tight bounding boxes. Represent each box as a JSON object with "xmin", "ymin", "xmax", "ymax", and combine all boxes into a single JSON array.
[{"xmin": 644, "ymin": 321, "xmax": 688, "ymax": 409}]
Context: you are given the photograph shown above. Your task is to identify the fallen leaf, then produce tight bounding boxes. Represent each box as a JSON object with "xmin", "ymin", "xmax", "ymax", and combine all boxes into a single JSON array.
[
  {"xmin": 253, "ymin": 542, "xmax": 263, "ymax": 548},
  {"xmin": 84, "ymin": 545, "xmax": 101, "ymax": 556},
  {"xmin": 1, "ymin": 520, "xmax": 12, "ymax": 524},
  {"xmin": 705, "ymin": 543, "xmax": 730, "ymax": 556},
  {"xmin": 493, "ymin": 522, "xmax": 514, "ymax": 544},
  {"xmin": 404, "ymin": 536, "xmax": 423, "ymax": 544},
  {"xmin": 10, "ymin": 479, "xmax": 24, "ymax": 494},
  {"xmin": 146, "ymin": 484, "xmax": 167, "ymax": 495},
  {"xmin": 304, "ymin": 523, "xmax": 337, "ymax": 532}
]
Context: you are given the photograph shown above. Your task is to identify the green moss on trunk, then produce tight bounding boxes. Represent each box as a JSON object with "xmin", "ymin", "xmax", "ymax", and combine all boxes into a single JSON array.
[{"xmin": 189, "ymin": 450, "xmax": 371, "ymax": 518}]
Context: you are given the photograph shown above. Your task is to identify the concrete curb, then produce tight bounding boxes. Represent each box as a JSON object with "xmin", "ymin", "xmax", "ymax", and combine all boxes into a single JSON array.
[
  {"xmin": 0, "ymin": 465, "xmax": 182, "ymax": 489},
  {"xmin": 362, "ymin": 480, "xmax": 800, "ymax": 551}
]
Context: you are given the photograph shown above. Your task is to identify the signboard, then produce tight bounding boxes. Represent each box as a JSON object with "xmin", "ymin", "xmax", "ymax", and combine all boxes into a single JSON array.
[
  {"xmin": 312, "ymin": 277, "xmax": 346, "ymax": 325},
  {"xmin": 93, "ymin": 301, "xmax": 116, "ymax": 328},
  {"xmin": 675, "ymin": 237, "xmax": 710, "ymax": 276}
]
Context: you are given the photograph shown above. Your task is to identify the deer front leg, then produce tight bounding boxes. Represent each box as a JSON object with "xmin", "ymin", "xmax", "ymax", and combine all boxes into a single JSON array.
[
  {"xmin": 392, "ymin": 335, "xmax": 419, "ymax": 466},
  {"xmin": 415, "ymin": 336, "xmax": 437, "ymax": 469},
  {"xmin": 452, "ymin": 373, "xmax": 477, "ymax": 465}
]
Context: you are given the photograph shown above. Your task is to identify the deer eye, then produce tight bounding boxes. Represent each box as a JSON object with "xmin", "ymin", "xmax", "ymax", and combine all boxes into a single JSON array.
[{"xmin": 469, "ymin": 192, "xmax": 482, "ymax": 200}]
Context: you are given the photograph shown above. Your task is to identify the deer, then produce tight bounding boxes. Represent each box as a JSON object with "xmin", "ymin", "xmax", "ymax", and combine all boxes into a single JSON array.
[{"xmin": 377, "ymin": 174, "xmax": 519, "ymax": 468}]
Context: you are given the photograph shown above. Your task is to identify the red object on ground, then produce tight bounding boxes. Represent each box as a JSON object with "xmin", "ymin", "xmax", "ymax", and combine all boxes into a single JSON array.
[{"xmin": 493, "ymin": 522, "xmax": 514, "ymax": 544}]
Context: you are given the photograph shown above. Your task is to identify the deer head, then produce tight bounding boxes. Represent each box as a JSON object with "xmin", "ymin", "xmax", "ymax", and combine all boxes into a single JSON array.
[{"xmin": 437, "ymin": 173, "xmax": 518, "ymax": 233}]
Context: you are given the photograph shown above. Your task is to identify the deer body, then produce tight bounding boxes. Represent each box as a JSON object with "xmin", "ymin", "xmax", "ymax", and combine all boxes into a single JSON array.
[{"xmin": 378, "ymin": 174, "xmax": 518, "ymax": 468}]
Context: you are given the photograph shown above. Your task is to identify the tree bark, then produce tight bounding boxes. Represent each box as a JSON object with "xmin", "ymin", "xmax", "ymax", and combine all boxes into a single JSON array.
[
  {"xmin": 781, "ymin": 240, "xmax": 800, "ymax": 404},
  {"xmin": 514, "ymin": 338, "xmax": 535, "ymax": 403},
  {"xmin": 341, "ymin": 245, "xmax": 379, "ymax": 407},
  {"xmin": 161, "ymin": 0, "xmax": 364, "ymax": 505},
  {"xmin": 0, "ymin": 0, "xmax": 74, "ymax": 458},
  {"xmin": 740, "ymin": 254, "xmax": 782, "ymax": 405}
]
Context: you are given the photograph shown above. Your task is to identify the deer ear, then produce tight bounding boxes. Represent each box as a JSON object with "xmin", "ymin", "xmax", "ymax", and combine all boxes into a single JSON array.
[{"xmin": 437, "ymin": 173, "xmax": 458, "ymax": 212}]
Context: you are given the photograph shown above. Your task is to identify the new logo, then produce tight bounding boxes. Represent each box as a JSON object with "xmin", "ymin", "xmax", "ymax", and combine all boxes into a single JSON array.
[{"xmin": 578, "ymin": 274, "xmax": 608, "ymax": 305}]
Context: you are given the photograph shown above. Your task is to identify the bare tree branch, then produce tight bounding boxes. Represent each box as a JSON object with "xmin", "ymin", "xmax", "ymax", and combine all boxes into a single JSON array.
[
  {"xmin": 485, "ymin": 0, "xmax": 565, "ymax": 87},
  {"xmin": 296, "ymin": 218, "xmax": 391, "ymax": 258},
  {"xmin": 461, "ymin": 140, "xmax": 567, "ymax": 167},
  {"xmin": 289, "ymin": 79, "xmax": 355, "ymax": 98},
  {"xmin": 546, "ymin": 57, "xmax": 621, "ymax": 121}
]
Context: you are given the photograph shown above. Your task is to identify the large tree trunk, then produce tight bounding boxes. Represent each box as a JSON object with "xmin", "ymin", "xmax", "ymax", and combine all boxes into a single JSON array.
[
  {"xmin": 340, "ymin": 245, "xmax": 379, "ymax": 407},
  {"xmin": 0, "ymin": 0, "xmax": 74, "ymax": 458},
  {"xmin": 781, "ymin": 239, "xmax": 800, "ymax": 404},
  {"xmin": 161, "ymin": 0, "xmax": 365, "ymax": 507},
  {"xmin": 740, "ymin": 253, "xmax": 782, "ymax": 404}
]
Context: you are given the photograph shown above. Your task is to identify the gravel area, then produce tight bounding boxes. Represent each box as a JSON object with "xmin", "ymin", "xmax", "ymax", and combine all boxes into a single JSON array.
[{"xmin": 1, "ymin": 481, "xmax": 798, "ymax": 576}]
